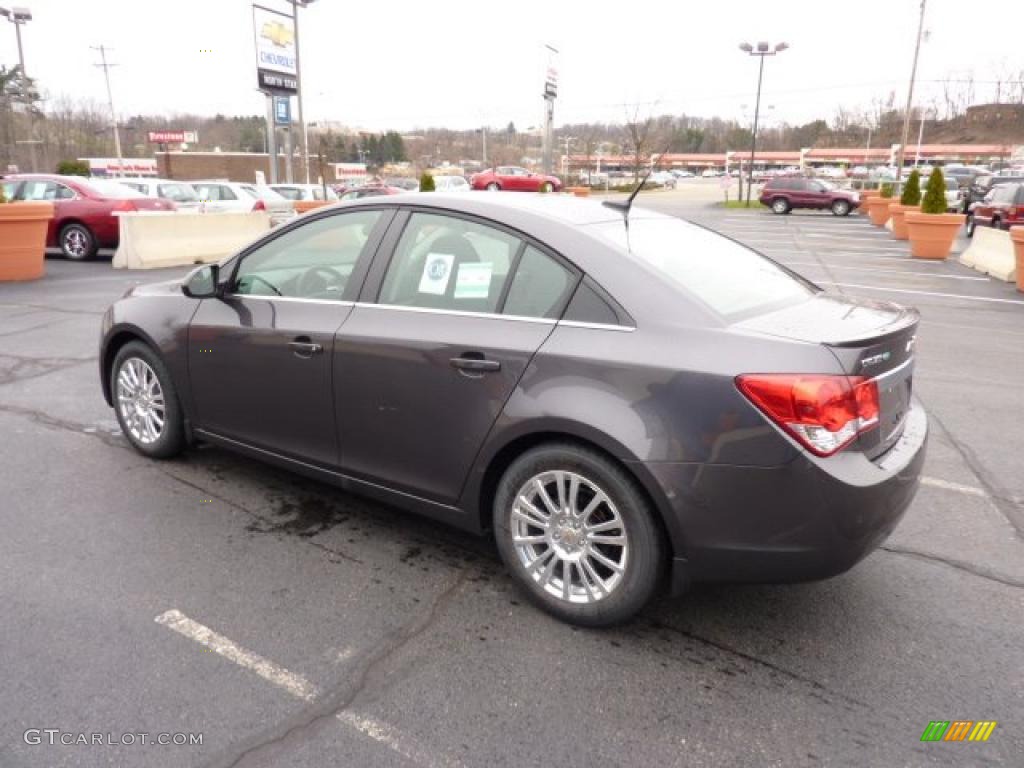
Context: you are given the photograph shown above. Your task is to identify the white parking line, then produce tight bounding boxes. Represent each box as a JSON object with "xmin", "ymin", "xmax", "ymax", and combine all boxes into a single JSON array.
[
  {"xmin": 779, "ymin": 263, "xmax": 988, "ymax": 281},
  {"xmin": 155, "ymin": 609, "xmax": 456, "ymax": 768},
  {"xmin": 815, "ymin": 282, "xmax": 1024, "ymax": 305},
  {"xmin": 155, "ymin": 609, "xmax": 317, "ymax": 701},
  {"xmin": 920, "ymin": 477, "xmax": 988, "ymax": 497}
]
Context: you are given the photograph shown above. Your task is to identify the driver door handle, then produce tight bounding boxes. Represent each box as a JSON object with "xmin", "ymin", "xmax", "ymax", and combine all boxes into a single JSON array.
[
  {"xmin": 450, "ymin": 354, "xmax": 500, "ymax": 372},
  {"xmin": 288, "ymin": 337, "xmax": 323, "ymax": 357}
]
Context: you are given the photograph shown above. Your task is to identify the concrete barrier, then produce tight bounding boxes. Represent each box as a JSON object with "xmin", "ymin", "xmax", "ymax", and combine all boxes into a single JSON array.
[
  {"xmin": 958, "ymin": 226, "xmax": 1017, "ymax": 282},
  {"xmin": 112, "ymin": 211, "xmax": 271, "ymax": 270}
]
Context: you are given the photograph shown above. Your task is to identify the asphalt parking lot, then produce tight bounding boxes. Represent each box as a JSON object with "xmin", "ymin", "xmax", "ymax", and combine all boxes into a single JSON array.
[{"xmin": 2, "ymin": 199, "xmax": 1022, "ymax": 767}]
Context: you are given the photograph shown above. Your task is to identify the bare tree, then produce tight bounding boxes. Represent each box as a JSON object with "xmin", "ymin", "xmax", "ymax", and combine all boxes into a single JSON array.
[{"xmin": 623, "ymin": 103, "xmax": 656, "ymax": 184}]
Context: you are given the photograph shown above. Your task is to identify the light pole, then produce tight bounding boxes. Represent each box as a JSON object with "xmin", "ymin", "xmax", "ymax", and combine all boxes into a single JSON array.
[
  {"xmin": 895, "ymin": 0, "xmax": 927, "ymax": 188},
  {"xmin": 738, "ymin": 41, "xmax": 788, "ymax": 205},
  {"xmin": 291, "ymin": 0, "xmax": 316, "ymax": 184},
  {"xmin": 92, "ymin": 45, "xmax": 124, "ymax": 177},
  {"xmin": 1, "ymin": 5, "xmax": 37, "ymax": 171}
]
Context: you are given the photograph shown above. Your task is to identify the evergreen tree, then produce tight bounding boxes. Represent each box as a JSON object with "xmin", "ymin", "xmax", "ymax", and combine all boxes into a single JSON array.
[
  {"xmin": 921, "ymin": 168, "xmax": 947, "ymax": 214},
  {"xmin": 900, "ymin": 169, "xmax": 921, "ymax": 206}
]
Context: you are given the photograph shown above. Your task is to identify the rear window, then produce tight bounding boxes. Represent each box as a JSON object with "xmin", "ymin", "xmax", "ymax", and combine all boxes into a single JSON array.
[
  {"xmin": 157, "ymin": 183, "xmax": 198, "ymax": 202},
  {"xmin": 83, "ymin": 179, "xmax": 147, "ymax": 198},
  {"xmin": 593, "ymin": 218, "xmax": 815, "ymax": 320}
]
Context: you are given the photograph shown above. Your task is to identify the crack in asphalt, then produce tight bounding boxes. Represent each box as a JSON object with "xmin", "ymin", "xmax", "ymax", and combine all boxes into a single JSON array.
[
  {"xmin": 0, "ymin": 301, "xmax": 104, "ymax": 317},
  {"xmin": 0, "ymin": 402, "xmax": 124, "ymax": 448},
  {"xmin": 0, "ymin": 354, "xmax": 96, "ymax": 387},
  {"xmin": 156, "ymin": 468, "xmax": 365, "ymax": 566},
  {"xmin": 211, "ymin": 569, "xmax": 468, "ymax": 768},
  {"xmin": 880, "ymin": 544, "xmax": 1024, "ymax": 588},
  {"xmin": 0, "ymin": 317, "xmax": 75, "ymax": 338},
  {"xmin": 643, "ymin": 618, "xmax": 870, "ymax": 710},
  {"xmin": 927, "ymin": 410, "xmax": 1024, "ymax": 540}
]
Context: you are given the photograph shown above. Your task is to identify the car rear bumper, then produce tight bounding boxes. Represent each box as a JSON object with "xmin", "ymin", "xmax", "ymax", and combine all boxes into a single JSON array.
[{"xmin": 644, "ymin": 397, "xmax": 927, "ymax": 589}]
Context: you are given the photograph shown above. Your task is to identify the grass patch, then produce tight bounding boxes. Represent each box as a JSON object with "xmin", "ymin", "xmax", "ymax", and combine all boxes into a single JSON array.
[{"xmin": 719, "ymin": 200, "xmax": 767, "ymax": 209}]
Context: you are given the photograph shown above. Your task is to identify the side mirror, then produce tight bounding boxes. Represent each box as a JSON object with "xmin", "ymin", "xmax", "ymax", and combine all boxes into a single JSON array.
[{"xmin": 182, "ymin": 264, "xmax": 220, "ymax": 299}]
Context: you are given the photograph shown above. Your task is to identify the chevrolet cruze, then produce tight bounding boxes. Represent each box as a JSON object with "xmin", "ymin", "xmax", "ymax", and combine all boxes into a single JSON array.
[{"xmin": 100, "ymin": 193, "xmax": 927, "ymax": 626}]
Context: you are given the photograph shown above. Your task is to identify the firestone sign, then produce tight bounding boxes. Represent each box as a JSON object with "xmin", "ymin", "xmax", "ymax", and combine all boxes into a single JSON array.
[{"xmin": 147, "ymin": 131, "xmax": 197, "ymax": 144}]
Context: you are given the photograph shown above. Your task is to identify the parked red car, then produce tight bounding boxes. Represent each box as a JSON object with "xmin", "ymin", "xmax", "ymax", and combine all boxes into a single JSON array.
[
  {"xmin": 0, "ymin": 174, "xmax": 175, "ymax": 260},
  {"xmin": 470, "ymin": 166, "xmax": 562, "ymax": 192},
  {"xmin": 338, "ymin": 185, "xmax": 405, "ymax": 200},
  {"xmin": 759, "ymin": 176, "xmax": 860, "ymax": 216},
  {"xmin": 966, "ymin": 182, "xmax": 1024, "ymax": 238}
]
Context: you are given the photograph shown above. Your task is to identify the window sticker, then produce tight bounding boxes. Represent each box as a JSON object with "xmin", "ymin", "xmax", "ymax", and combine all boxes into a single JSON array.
[
  {"xmin": 453, "ymin": 261, "xmax": 493, "ymax": 299},
  {"xmin": 418, "ymin": 253, "xmax": 455, "ymax": 295}
]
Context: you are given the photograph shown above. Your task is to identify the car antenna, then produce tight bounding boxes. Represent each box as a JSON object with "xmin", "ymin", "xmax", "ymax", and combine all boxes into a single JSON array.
[{"xmin": 602, "ymin": 142, "xmax": 672, "ymax": 226}]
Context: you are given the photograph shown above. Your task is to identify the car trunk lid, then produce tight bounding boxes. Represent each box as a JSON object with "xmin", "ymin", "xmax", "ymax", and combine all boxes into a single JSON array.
[{"xmin": 735, "ymin": 292, "xmax": 918, "ymax": 460}]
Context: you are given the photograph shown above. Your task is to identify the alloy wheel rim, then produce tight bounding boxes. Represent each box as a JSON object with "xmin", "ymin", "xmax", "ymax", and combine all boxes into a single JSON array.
[
  {"xmin": 116, "ymin": 357, "xmax": 165, "ymax": 445},
  {"xmin": 511, "ymin": 470, "xmax": 628, "ymax": 604},
  {"xmin": 64, "ymin": 229, "xmax": 87, "ymax": 257}
]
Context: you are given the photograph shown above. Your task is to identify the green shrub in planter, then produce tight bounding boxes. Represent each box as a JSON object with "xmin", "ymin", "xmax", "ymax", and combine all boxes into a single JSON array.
[
  {"xmin": 880, "ymin": 182, "xmax": 894, "ymax": 199},
  {"xmin": 419, "ymin": 172, "xmax": 435, "ymax": 192},
  {"xmin": 56, "ymin": 159, "xmax": 90, "ymax": 177},
  {"xmin": 921, "ymin": 168, "xmax": 947, "ymax": 214},
  {"xmin": 900, "ymin": 170, "xmax": 921, "ymax": 206}
]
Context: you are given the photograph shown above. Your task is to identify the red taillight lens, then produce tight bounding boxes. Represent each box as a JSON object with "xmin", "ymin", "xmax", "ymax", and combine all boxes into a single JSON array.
[
  {"xmin": 736, "ymin": 374, "xmax": 879, "ymax": 457},
  {"xmin": 252, "ymin": 199, "xmax": 266, "ymax": 212},
  {"xmin": 112, "ymin": 200, "xmax": 136, "ymax": 212}
]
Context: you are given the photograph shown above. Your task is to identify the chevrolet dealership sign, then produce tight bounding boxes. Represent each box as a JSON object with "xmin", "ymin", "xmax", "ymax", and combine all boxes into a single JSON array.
[{"xmin": 254, "ymin": 5, "xmax": 297, "ymax": 77}]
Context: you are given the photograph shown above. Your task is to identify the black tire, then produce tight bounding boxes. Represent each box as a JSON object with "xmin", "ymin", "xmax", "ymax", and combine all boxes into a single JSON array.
[
  {"xmin": 992, "ymin": 218, "xmax": 1003, "ymax": 232},
  {"xmin": 831, "ymin": 199, "xmax": 851, "ymax": 216},
  {"xmin": 770, "ymin": 197, "xmax": 790, "ymax": 215},
  {"xmin": 486, "ymin": 182, "xmax": 501, "ymax": 191},
  {"xmin": 111, "ymin": 341, "xmax": 186, "ymax": 459},
  {"xmin": 493, "ymin": 443, "xmax": 665, "ymax": 627},
  {"xmin": 965, "ymin": 215, "xmax": 976, "ymax": 238},
  {"xmin": 59, "ymin": 222, "xmax": 98, "ymax": 261}
]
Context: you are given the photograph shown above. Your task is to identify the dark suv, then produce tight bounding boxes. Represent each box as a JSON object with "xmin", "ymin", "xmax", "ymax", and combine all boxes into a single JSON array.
[
  {"xmin": 962, "ymin": 174, "xmax": 1024, "ymax": 214},
  {"xmin": 966, "ymin": 181, "xmax": 1024, "ymax": 237},
  {"xmin": 759, "ymin": 177, "xmax": 859, "ymax": 216}
]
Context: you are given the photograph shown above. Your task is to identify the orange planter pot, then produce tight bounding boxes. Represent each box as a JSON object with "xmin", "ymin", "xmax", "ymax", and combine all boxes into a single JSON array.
[
  {"xmin": 888, "ymin": 203, "xmax": 920, "ymax": 240},
  {"xmin": 293, "ymin": 200, "xmax": 331, "ymax": 215},
  {"xmin": 904, "ymin": 212, "xmax": 963, "ymax": 260},
  {"xmin": 866, "ymin": 196, "xmax": 894, "ymax": 226},
  {"xmin": 1010, "ymin": 226, "xmax": 1024, "ymax": 293},
  {"xmin": 0, "ymin": 201, "xmax": 54, "ymax": 282}
]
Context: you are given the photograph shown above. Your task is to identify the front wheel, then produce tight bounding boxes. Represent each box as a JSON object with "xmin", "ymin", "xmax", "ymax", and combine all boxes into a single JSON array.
[
  {"xmin": 831, "ymin": 199, "xmax": 851, "ymax": 216},
  {"xmin": 112, "ymin": 341, "xmax": 186, "ymax": 459},
  {"xmin": 486, "ymin": 182, "xmax": 500, "ymax": 191},
  {"xmin": 771, "ymin": 198, "xmax": 790, "ymax": 215},
  {"xmin": 493, "ymin": 444, "xmax": 665, "ymax": 627},
  {"xmin": 60, "ymin": 223, "xmax": 97, "ymax": 261}
]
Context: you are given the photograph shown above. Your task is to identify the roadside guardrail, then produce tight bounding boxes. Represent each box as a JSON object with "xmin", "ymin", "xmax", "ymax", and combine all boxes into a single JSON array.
[
  {"xmin": 112, "ymin": 211, "xmax": 271, "ymax": 270},
  {"xmin": 959, "ymin": 226, "xmax": 1017, "ymax": 282}
]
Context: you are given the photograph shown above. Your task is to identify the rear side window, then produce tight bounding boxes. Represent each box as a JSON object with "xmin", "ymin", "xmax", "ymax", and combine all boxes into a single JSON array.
[
  {"xmin": 593, "ymin": 218, "xmax": 814, "ymax": 320},
  {"xmin": 379, "ymin": 212, "xmax": 520, "ymax": 314},
  {"xmin": 502, "ymin": 246, "xmax": 575, "ymax": 319},
  {"xmin": 563, "ymin": 279, "xmax": 622, "ymax": 326}
]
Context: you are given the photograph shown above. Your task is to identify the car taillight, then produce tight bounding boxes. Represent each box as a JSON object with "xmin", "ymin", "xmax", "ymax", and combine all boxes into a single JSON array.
[
  {"xmin": 736, "ymin": 374, "xmax": 880, "ymax": 457},
  {"xmin": 1009, "ymin": 205, "xmax": 1022, "ymax": 219},
  {"xmin": 112, "ymin": 200, "xmax": 137, "ymax": 212},
  {"xmin": 252, "ymin": 199, "xmax": 266, "ymax": 211}
]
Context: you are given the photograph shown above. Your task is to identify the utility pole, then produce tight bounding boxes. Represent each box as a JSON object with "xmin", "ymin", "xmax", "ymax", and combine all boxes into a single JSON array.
[
  {"xmin": 92, "ymin": 45, "xmax": 124, "ymax": 177},
  {"xmin": 738, "ymin": 42, "xmax": 788, "ymax": 205},
  {"xmin": 561, "ymin": 135, "xmax": 574, "ymax": 177},
  {"xmin": 542, "ymin": 44, "xmax": 558, "ymax": 176},
  {"xmin": 291, "ymin": 0, "xmax": 315, "ymax": 184},
  {"xmin": 265, "ymin": 95, "xmax": 279, "ymax": 183},
  {"xmin": 914, "ymin": 108, "xmax": 927, "ymax": 166},
  {"xmin": 2, "ymin": 6, "xmax": 37, "ymax": 171},
  {"xmin": 895, "ymin": 0, "xmax": 927, "ymax": 190}
]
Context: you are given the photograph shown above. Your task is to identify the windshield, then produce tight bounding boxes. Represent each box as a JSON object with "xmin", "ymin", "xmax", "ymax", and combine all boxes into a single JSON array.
[
  {"xmin": 593, "ymin": 217, "xmax": 815, "ymax": 320},
  {"xmin": 157, "ymin": 183, "xmax": 198, "ymax": 202}
]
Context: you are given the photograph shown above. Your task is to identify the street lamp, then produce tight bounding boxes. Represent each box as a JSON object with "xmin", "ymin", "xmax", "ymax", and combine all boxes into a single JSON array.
[
  {"xmin": 2, "ymin": 5, "xmax": 37, "ymax": 171},
  {"xmin": 291, "ymin": 0, "xmax": 316, "ymax": 184},
  {"xmin": 738, "ymin": 41, "xmax": 788, "ymax": 205}
]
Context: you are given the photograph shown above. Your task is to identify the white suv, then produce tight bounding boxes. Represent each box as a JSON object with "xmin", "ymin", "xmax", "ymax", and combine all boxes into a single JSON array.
[{"xmin": 118, "ymin": 178, "xmax": 201, "ymax": 210}]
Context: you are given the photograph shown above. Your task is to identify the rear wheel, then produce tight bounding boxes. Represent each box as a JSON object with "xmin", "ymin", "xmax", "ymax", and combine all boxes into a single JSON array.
[
  {"xmin": 831, "ymin": 199, "xmax": 851, "ymax": 216},
  {"xmin": 771, "ymin": 198, "xmax": 790, "ymax": 215},
  {"xmin": 60, "ymin": 223, "xmax": 97, "ymax": 261},
  {"xmin": 493, "ymin": 443, "xmax": 665, "ymax": 627},
  {"xmin": 486, "ymin": 182, "xmax": 500, "ymax": 191},
  {"xmin": 111, "ymin": 341, "xmax": 185, "ymax": 459}
]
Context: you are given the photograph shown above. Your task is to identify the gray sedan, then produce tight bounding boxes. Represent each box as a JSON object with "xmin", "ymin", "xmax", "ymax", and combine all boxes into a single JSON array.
[{"xmin": 99, "ymin": 193, "xmax": 927, "ymax": 626}]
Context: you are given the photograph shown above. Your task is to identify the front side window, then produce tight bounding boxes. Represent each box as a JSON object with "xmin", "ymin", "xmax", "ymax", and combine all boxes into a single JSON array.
[
  {"xmin": 233, "ymin": 210, "xmax": 382, "ymax": 300},
  {"xmin": 594, "ymin": 217, "xmax": 814, "ymax": 320},
  {"xmin": 379, "ymin": 213, "xmax": 520, "ymax": 314}
]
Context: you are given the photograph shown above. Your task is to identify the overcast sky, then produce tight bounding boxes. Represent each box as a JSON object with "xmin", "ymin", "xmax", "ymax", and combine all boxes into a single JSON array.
[{"xmin": 3, "ymin": 0, "xmax": 1021, "ymax": 133}]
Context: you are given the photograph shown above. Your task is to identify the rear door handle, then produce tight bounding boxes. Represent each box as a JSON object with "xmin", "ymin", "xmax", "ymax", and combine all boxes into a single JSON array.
[
  {"xmin": 450, "ymin": 355, "xmax": 501, "ymax": 373},
  {"xmin": 288, "ymin": 337, "xmax": 323, "ymax": 357}
]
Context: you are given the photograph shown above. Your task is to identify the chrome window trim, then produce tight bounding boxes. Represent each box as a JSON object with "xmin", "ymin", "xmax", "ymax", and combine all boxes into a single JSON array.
[
  {"xmin": 222, "ymin": 294, "xmax": 354, "ymax": 307},
  {"xmin": 557, "ymin": 320, "xmax": 636, "ymax": 333},
  {"xmin": 353, "ymin": 302, "xmax": 556, "ymax": 325}
]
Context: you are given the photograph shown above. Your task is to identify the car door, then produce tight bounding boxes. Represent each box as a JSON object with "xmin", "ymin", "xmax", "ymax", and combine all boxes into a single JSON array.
[
  {"xmin": 334, "ymin": 209, "xmax": 579, "ymax": 504},
  {"xmin": 187, "ymin": 208, "xmax": 393, "ymax": 466},
  {"xmin": 17, "ymin": 179, "xmax": 79, "ymax": 244},
  {"xmin": 194, "ymin": 183, "xmax": 237, "ymax": 213}
]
